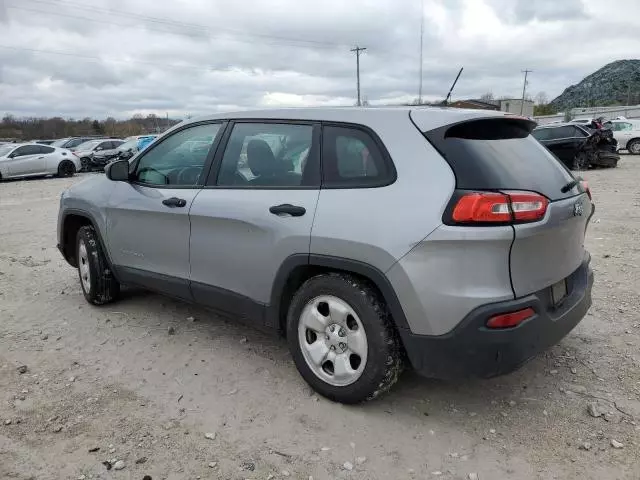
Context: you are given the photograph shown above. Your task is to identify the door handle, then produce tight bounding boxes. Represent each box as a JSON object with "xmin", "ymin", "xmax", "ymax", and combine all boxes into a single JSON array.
[
  {"xmin": 269, "ymin": 204, "xmax": 306, "ymax": 217},
  {"xmin": 38, "ymin": 156, "xmax": 44, "ymax": 159},
  {"xmin": 162, "ymin": 197, "xmax": 187, "ymax": 208}
]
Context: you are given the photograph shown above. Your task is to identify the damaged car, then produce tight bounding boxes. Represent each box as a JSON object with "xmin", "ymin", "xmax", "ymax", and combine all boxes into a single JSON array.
[{"xmin": 532, "ymin": 123, "xmax": 619, "ymax": 170}]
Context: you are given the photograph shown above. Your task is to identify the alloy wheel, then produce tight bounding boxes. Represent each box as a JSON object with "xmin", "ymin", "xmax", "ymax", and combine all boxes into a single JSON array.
[{"xmin": 298, "ymin": 295, "xmax": 368, "ymax": 387}]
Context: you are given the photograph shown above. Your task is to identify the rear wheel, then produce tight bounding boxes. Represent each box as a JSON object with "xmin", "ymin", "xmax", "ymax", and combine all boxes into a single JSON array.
[
  {"xmin": 57, "ymin": 160, "xmax": 76, "ymax": 177},
  {"xmin": 287, "ymin": 273, "xmax": 403, "ymax": 404},
  {"xmin": 76, "ymin": 226, "xmax": 119, "ymax": 305},
  {"xmin": 627, "ymin": 139, "xmax": 640, "ymax": 155}
]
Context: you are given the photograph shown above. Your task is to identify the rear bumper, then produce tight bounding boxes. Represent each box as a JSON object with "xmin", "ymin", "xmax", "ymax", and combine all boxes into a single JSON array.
[{"xmin": 398, "ymin": 254, "xmax": 593, "ymax": 379}]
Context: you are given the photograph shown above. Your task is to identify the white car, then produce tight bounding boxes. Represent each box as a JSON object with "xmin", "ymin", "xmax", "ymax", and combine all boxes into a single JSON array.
[
  {"xmin": 603, "ymin": 120, "xmax": 640, "ymax": 154},
  {"xmin": 0, "ymin": 143, "xmax": 80, "ymax": 180}
]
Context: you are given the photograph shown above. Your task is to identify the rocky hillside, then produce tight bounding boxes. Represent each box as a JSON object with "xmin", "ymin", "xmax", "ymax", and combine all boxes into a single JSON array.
[{"xmin": 549, "ymin": 59, "xmax": 640, "ymax": 111}]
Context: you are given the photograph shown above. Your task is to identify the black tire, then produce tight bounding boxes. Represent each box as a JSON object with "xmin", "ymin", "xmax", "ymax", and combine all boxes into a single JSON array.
[
  {"xmin": 76, "ymin": 226, "xmax": 120, "ymax": 305},
  {"xmin": 286, "ymin": 273, "xmax": 403, "ymax": 404},
  {"xmin": 572, "ymin": 152, "xmax": 589, "ymax": 170},
  {"xmin": 627, "ymin": 139, "xmax": 640, "ymax": 155},
  {"xmin": 57, "ymin": 160, "xmax": 76, "ymax": 177},
  {"xmin": 80, "ymin": 157, "xmax": 91, "ymax": 172}
]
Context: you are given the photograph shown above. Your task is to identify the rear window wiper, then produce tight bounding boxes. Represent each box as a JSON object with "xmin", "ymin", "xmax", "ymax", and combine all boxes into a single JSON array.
[{"xmin": 561, "ymin": 179, "xmax": 579, "ymax": 193}]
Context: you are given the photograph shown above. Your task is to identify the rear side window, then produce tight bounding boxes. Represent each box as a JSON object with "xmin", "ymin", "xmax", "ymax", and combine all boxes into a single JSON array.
[
  {"xmin": 423, "ymin": 118, "xmax": 576, "ymax": 201},
  {"xmin": 552, "ymin": 126, "xmax": 577, "ymax": 138},
  {"xmin": 321, "ymin": 125, "xmax": 394, "ymax": 187},
  {"xmin": 39, "ymin": 145, "xmax": 55, "ymax": 154},
  {"xmin": 532, "ymin": 128, "xmax": 551, "ymax": 141}
]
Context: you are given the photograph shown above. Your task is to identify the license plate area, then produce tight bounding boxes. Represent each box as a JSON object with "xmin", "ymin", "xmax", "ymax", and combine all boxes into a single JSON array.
[{"xmin": 551, "ymin": 279, "xmax": 568, "ymax": 307}]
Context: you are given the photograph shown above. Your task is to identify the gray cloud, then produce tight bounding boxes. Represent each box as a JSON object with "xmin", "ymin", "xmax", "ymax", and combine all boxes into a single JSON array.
[
  {"xmin": 486, "ymin": 0, "xmax": 588, "ymax": 23},
  {"xmin": 0, "ymin": 0, "xmax": 638, "ymax": 119}
]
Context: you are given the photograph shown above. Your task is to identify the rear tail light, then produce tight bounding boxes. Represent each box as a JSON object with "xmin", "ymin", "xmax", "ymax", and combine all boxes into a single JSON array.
[
  {"xmin": 580, "ymin": 180, "xmax": 591, "ymax": 200},
  {"xmin": 487, "ymin": 307, "xmax": 535, "ymax": 329},
  {"xmin": 450, "ymin": 191, "xmax": 548, "ymax": 225}
]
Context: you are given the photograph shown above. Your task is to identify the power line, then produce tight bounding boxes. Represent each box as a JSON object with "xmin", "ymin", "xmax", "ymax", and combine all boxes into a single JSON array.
[
  {"xmin": 520, "ymin": 69, "xmax": 532, "ymax": 115},
  {"xmin": 0, "ymin": 44, "xmax": 225, "ymax": 73},
  {"xmin": 350, "ymin": 46, "xmax": 366, "ymax": 106},
  {"xmin": 12, "ymin": 0, "xmax": 421, "ymax": 62},
  {"xmin": 17, "ymin": 0, "xmax": 347, "ymax": 49}
]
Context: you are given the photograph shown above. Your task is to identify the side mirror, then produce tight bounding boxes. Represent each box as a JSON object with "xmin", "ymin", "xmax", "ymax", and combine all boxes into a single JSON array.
[{"xmin": 105, "ymin": 159, "xmax": 130, "ymax": 182}]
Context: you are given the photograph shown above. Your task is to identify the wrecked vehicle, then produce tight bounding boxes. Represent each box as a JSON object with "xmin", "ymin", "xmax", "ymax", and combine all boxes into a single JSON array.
[{"xmin": 532, "ymin": 123, "xmax": 619, "ymax": 169}]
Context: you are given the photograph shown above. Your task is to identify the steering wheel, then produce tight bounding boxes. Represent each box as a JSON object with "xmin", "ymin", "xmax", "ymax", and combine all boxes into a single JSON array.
[{"xmin": 177, "ymin": 166, "xmax": 202, "ymax": 185}]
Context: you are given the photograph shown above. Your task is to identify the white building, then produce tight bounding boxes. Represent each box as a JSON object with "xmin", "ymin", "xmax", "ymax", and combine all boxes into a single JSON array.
[{"xmin": 498, "ymin": 99, "xmax": 534, "ymax": 117}]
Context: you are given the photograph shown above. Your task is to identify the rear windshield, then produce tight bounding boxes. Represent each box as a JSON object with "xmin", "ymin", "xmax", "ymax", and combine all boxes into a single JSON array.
[{"xmin": 423, "ymin": 118, "xmax": 578, "ymax": 201}]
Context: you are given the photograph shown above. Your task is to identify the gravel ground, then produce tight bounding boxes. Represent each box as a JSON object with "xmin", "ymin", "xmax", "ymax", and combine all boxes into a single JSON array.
[{"xmin": 1, "ymin": 159, "xmax": 639, "ymax": 480}]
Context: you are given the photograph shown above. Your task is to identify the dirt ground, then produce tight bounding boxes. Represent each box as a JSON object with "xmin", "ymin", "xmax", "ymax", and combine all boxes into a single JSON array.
[{"xmin": 1, "ymin": 158, "xmax": 639, "ymax": 480}]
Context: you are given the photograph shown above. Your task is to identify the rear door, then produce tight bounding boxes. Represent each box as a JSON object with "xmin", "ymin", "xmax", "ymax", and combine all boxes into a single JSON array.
[
  {"xmin": 190, "ymin": 120, "xmax": 320, "ymax": 325},
  {"xmin": 418, "ymin": 115, "xmax": 592, "ymax": 298}
]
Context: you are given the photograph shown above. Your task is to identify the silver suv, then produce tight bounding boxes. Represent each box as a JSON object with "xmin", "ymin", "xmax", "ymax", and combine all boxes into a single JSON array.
[{"xmin": 57, "ymin": 108, "xmax": 595, "ymax": 403}]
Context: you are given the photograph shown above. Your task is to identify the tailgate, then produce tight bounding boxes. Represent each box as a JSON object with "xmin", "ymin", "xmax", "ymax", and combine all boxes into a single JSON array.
[
  {"xmin": 510, "ymin": 193, "xmax": 591, "ymax": 297},
  {"xmin": 417, "ymin": 113, "xmax": 594, "ymax": 300}
]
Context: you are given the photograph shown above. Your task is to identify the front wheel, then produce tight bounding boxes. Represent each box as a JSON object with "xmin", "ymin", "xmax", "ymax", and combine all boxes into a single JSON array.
[
  {"xmin": 76, "ymin": 226, "xmax": 120, "ymax": 305},
  {"xmin": 572, "ymin": 152, "xmax": 589, "ymax": 170},
  {"xmin": 287, "ymin": 273, "xmax": 403, "ymax": 404},
  {"xmin": 57, "ymin": 160, "xmax": 76, "ymax": 177}
]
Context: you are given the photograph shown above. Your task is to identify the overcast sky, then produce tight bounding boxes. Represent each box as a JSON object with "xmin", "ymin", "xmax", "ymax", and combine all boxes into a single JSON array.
[{"xmin": 1, "ymin": 0, "xmax": 639, "ymax": 119}]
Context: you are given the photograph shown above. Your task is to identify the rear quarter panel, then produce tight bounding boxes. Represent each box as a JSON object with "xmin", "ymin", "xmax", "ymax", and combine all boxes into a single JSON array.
[{"xmin": 310, "ymin": 111, "xmax": 455, "ymax": 272}]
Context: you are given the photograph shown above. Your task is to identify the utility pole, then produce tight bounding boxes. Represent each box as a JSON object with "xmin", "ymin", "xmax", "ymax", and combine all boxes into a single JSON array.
[
  {"xmin": 351, "ymin": 46, "xmax": 366, "ymax": 106},
  {"xmin": 520, "ymin": 69, "xmax": 532, "ymax": 115},
  {"xmin": 418, "ymin": 0, "xmax": 424, "ymax": 104}
]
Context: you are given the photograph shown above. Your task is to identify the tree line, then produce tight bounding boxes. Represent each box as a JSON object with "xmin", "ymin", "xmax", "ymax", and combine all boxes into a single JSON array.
[{"xmin": 0, "ymin": 114, "xmax": 182, "ymax": 141}]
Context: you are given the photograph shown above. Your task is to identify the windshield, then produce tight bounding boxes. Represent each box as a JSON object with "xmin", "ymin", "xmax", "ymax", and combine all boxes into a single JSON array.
[
  {"xmin": 118, "ymin": 139, "xmax": 138, "ymax": 151},
  {"xmin": 51, "ymin": 138, "xmax": 70, "ymax": 147},
  {"xmin": 75, "ymin": 140, "xmax": 101, "ymax": 151},
  {"xmin": 0, "ymin": 145, "xmax": 15, "ymax": 157}
]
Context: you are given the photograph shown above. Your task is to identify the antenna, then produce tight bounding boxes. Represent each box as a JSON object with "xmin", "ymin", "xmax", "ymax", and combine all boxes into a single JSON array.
[
  {"xmin": 418, "ymin": 0, "xmax": 424, "ymax": 104},
  {"xmin": 443, "ymin": 67, "xmax": 464, "ymax": 105}
]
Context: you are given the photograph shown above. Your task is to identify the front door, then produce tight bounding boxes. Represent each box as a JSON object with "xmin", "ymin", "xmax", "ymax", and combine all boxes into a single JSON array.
[
  {"xmin": 189, "ymin": 121, "xmax": 320, "ymax": 324},
  {"xmin": 6, "ymin": 145, "xmax": 46, "ymax": 176},
  {"xmin": 105, "ymin": 122, "xmax": 225, "ymax": 299}
]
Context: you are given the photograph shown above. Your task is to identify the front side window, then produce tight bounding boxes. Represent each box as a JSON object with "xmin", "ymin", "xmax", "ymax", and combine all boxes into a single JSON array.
[
  {"xmin": 12, "ymin": 145, "xmax": 41, "ymax": 157},
  {"xmin": 133, "ymin": 123, "xmax": 221, "ymax": 186},
  {"xmin": 322, "ymin": 125, "xmax": 392, "ymax": 187},
  {"xmin": 215, "ymin": 123, "xmax": 316, "ymax": 187},
  {"xmin": 573, "ymin": 126, "xmax": 589, "ymax": 137}
]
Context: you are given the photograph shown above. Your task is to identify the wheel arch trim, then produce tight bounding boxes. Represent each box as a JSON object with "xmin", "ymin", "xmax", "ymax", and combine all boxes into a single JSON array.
[
  {"xmin": 59, "ymin": 209, "xmax": 114, "ymax": 273},
  {"xmin": 268, "ymin": 254, "xmax": 410, "ymax": 331}
]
